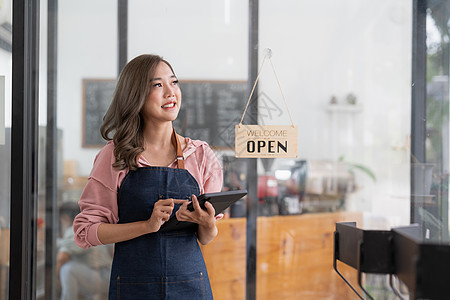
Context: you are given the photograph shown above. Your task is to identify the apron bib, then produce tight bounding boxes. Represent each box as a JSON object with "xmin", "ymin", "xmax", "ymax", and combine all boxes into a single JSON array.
[{"xmin": 108, "ymin": 129, "xmax": 213, "ymax": 300}]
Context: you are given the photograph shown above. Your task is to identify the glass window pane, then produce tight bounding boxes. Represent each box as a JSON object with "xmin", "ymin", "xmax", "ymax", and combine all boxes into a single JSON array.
[
  {"xmin": 36, "ymin": 0, "xmax": 117, "ymax": 298},
  {"xmin": 258, "ymin": 0, "xmax": 413, "ymax": 298},
  {"xmin": 40, "ymin": 0, "xmax": 249, "ymax": 299},
  {"xmin": 0, "ymin": 0, "xmax": 12, "ymax": 298},
  {"xmin": 421, "ymin": 2, "xmax": 449, "ymax": 243}
]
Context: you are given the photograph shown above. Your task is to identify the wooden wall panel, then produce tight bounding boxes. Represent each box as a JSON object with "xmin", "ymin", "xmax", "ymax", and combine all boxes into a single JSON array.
[
  {"xmin": 0, "ymin": 228, "xmax": 10, "ymax": 300},
  {"xmin": 200, "ymin": 212, "xmax": 362, "ymax": 300},
  {"xmin": 200, "ymin": 218, "xmax": 246, "ymax": 299}
]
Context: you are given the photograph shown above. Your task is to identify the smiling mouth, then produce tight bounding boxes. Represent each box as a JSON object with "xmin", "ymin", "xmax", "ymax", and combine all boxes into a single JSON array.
[{"xmin": 161, "ymin": 102, "xmax": 176, "ymax": 108}]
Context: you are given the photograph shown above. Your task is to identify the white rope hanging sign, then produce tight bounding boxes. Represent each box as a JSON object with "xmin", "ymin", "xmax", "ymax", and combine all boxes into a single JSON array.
[{"xmin": 235, "ymin": 49, "xmax": 298, "ymax": 158}]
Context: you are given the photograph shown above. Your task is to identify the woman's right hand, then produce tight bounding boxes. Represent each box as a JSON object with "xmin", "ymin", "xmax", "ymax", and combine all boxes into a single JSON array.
[
  {"xmin": 147, "ymin": 198, "xmax": 187, "ymax": 233},
  {"xmin": 97, "ymin": 198, "xmax": 188, "ymax": 245}
]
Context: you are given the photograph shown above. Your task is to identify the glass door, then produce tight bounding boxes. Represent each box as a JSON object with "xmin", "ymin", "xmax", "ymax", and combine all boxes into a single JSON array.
[{"xmin": 256, "ymin": 1, "xmax": 413, "ymax": 298}]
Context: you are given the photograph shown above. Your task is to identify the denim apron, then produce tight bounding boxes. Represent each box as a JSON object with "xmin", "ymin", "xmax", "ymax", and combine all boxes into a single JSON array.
[{"xmin": 108, "ymin": 129, "xmax": 213, "ymax": 300}]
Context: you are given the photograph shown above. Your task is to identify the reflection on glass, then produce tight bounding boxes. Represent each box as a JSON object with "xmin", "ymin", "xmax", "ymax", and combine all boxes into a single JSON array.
[
  {"xmin": 57, "ymin": 202, "xmax": 111, "ymax": 299},
  {"xmin": 422, "ymin": 4, "xmax": 450, "ymax": 243}
]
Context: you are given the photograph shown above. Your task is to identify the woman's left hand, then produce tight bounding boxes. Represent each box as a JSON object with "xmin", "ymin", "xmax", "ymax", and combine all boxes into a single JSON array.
[{"xmin": 175, "ymin": 194, "xmax": 216, "ymax": 228}]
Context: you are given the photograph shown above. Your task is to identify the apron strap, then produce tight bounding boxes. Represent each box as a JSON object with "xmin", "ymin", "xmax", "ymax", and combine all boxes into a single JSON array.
[{"xmin": 171, "ymin": 127, "xmax": 185, "ymax": 169}]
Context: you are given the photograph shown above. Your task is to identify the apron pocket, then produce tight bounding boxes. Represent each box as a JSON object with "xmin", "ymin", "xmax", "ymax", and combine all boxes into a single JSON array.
[
  {"xmin": 165, "ymin": 271, "xmax": 206, "ymax": 300},
  {"xmin": 116, "ymin": 276, "xmax": 163, "ymax": 300}
]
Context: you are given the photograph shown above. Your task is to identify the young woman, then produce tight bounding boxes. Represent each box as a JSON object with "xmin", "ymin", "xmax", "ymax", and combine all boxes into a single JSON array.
[{"xmin": 73, "ymin": 54, "xmax": 223, "ymax": 299}]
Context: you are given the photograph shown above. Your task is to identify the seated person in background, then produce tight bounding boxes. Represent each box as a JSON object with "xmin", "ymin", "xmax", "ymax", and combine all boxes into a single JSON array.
[{"xmin": 57, "ymin": 202, "xmax": 111, "ymax": 300}]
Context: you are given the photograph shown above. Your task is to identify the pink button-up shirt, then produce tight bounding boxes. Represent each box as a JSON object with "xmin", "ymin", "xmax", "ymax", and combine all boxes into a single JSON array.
[{"xmin": 73, "ymin": 138, "xmax": 223, "ymax": 249}]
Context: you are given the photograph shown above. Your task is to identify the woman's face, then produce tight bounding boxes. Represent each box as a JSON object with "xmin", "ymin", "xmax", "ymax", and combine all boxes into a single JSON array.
[{"xmin": 142, "ymin": 61, "xmax": 182, "ymax": 124}]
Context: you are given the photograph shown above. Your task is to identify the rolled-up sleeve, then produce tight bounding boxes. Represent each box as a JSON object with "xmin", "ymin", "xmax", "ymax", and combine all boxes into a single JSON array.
[
  {"xmin": 73, "ymin": 142, "xmax": 125, "ymax": 249},
  {"xmin": 73, "ymin": 178, "xmax": 119, "ymax": 248}
]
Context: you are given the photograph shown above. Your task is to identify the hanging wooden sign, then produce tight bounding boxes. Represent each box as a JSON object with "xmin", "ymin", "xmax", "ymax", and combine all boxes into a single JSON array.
[
  {"xmin": 235, "ymin": 124, "xmax": 298, "ymax": 158},
  {"xmin": 235, "ymin": 49, "xmax": 299, "ymax": 158}
]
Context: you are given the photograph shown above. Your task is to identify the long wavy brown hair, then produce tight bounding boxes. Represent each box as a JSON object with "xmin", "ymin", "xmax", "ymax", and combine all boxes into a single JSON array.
[{"xmin": 100, "ymin": 54, "xmax": 175, "ymax": 171}]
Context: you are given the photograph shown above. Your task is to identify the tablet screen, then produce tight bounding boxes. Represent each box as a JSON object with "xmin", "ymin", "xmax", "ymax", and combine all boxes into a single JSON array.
[{"xmin": 159, "ymin": 190, "xmax": 247, "ymax": 232}]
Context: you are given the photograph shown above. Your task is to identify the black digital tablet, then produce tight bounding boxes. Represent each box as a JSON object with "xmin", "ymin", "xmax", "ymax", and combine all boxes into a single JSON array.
[{"xmin": 159, "ymin": 190, "xmax": 247, "ymax": 232}]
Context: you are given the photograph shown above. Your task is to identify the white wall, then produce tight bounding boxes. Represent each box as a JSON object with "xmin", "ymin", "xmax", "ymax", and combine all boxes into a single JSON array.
[
  {"xmin": 58, "ymin": 0, "xmax": 117, "ymax": 174},
  {"xmin": 0, "ymin": 49, "xmax": 11, "ymax": 128},
  {"xmin": 39, "ymin": 0, "xmax": 48, "ymax": 127},
  {"xmin": 129, "ymin": 0, "xmax": 248, "ymax": 81},
  {"xmin": 0, "ymin": 0, "xmax": 12, "ymax": 130}
]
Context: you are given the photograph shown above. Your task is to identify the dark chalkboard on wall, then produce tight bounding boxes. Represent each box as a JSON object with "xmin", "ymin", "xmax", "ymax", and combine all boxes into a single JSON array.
[
  {"xmin": 82, "ymin": 79, "xmax": 116, "ymax": 148},
  {"xmin": 174, "ymin": 80, "xmax": 247, "ymax": 149},
  {"xmin": 82, "ymin": 79, "xmax": 248, "ymax": 149}
]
